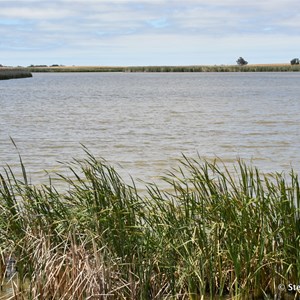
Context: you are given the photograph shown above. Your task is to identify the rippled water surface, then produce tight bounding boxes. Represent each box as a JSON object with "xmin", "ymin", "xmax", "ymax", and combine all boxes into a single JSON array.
[{"xmin": 1, "ymin": 72, "xmax": 300, "ymax": 186}]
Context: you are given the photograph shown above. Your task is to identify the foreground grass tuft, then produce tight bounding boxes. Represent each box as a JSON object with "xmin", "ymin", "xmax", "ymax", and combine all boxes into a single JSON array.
[{"xmin": 0, "ymin": 152, "xmax": 299, "ymax": 299}]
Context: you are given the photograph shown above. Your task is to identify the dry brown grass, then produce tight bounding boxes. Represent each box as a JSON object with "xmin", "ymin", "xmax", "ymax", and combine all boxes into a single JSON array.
[
  {"xmin": 248, "ymin": 63, "xmax": 290, "ymax": 66},
  {"xmin": 26, "ymin": 63, "xmax": 300, "ymax": 73}
]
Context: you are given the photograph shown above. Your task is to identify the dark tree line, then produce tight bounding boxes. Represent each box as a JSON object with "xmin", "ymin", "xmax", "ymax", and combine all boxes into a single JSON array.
[{"xmin": 236, "ymin": 57, "xmax": 300, "ymax": 66}]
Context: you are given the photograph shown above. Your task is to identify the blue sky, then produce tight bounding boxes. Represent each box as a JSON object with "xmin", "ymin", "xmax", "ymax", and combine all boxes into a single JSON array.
[{"xmin": 1, "ymin": 0, "xmax": 300, "ymax": 66}]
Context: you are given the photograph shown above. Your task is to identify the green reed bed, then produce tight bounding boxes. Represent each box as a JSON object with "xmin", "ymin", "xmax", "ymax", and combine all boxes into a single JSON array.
[
  {"xmin": 0, "ymin": 69, "xmax": 32, "ymax": 80},
  {"xmin": 27, "ymin": 66, "xmax": 124, "ymax": 73},
  {"xmin": 0, "ymin": 151, "xmax": 299, "ymax": 299}
]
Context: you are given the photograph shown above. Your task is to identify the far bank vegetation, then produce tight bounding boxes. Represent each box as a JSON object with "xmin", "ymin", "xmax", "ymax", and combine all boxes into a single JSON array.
[
  {"xmin": 0, "ymin": 68, "xmax": 32, "ymax": 80},
  {"xmin": 26, "ymin": 64, "xmax": 300, "ymax": 73}
]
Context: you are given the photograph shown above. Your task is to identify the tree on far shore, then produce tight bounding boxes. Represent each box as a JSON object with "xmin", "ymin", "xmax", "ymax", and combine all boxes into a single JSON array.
[
  {"xmin": 236, "ymin": 57, "xmax": 248, "ymax": 66},
  {"xmin": 290, "ymin": 58, "xmax": 299, "ymax": 65}
]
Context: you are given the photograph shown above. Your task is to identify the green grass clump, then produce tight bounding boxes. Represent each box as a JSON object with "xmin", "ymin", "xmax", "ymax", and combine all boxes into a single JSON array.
[
  {"xmin": 0, "ymin": 69, "xmax": 32, "ymax": 80},
  {"xmin": 0, "ymin": 151, "xmax": 299, "ymax": 299}
]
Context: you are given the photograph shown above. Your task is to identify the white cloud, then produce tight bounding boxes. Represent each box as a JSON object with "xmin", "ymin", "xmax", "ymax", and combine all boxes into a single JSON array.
[{"xmin": 0, "ymin": 6, "xmax": 75, "ymax": 20}]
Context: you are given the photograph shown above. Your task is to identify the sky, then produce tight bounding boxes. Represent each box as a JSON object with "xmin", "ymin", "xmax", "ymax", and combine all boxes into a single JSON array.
[{"xmin": 1, "ymin": 0, "xmax": 300, "ymax": 66}]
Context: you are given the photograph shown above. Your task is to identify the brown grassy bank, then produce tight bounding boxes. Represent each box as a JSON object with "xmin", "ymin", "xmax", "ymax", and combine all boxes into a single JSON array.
[{"xmin": 26, "ymin": 64, "xmax": 300, "ymax": 73}]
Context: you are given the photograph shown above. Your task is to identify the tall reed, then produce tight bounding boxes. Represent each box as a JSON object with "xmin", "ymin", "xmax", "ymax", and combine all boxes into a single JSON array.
[{"xmin": 0, "ymin": 151, "xmax": 299, "ymax": 299}]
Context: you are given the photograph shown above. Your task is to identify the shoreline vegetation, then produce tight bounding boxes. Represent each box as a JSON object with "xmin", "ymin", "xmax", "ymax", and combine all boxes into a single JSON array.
[
  {"xmin": 1, "ymin": 151, "xmax": 299, "ymax": 299},
  {"xmin": 2, "ymin": 64, "xmax": 300, "ymax": 76},
  {"xmin": 0, "ymin": 68, "xmax": 32, "ymax": 80},
  {"xmin": 26, "ymin": 63, "xmax": 300, "ymax": 73}
]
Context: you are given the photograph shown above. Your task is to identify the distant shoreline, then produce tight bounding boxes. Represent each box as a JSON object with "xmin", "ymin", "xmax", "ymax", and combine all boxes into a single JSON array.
[
  {"xmin": 26, "ymin": 63, "xmax": 300, "ymax": 73},
  {"xmin": 2, "ymin": 65, "xmax": 300, "ymax": 76}
]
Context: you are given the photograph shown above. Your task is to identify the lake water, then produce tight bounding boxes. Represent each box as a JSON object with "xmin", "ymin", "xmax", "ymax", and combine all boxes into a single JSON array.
[{"xmin": 1, "ymin": 72, "xmax": 300, "ymax": 188}]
